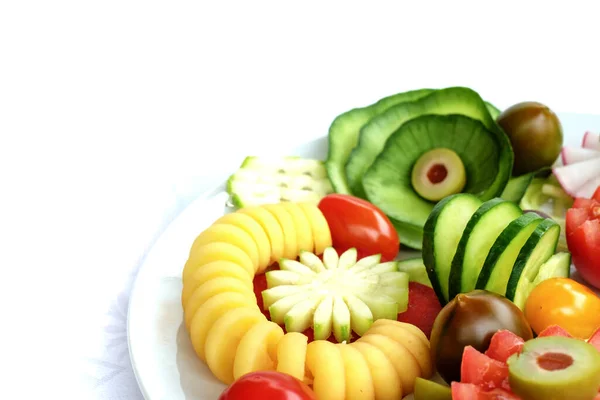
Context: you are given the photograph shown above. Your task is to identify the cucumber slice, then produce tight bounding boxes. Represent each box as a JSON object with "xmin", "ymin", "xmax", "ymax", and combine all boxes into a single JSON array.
[
  {"xmin": 227, "ymin": 156, "xmax": 333, "ymax": 208},
  {"xmin": 332, "ymin": 295, "xmax": 351, "ymax": 342},
  {"xmin": 506, "ymin": 218, "xmax": 561, "ymax": 310},
  {"xmin": 519, "ymin": 176, "xmax": 573, "ymax": 253},
  {"xmin": 448, "ymin": 198, "xmax": 523, "ymax": 299},
  {"xmin": 475, "ymin": 213, "xmax": 544, "ymax": 295},
  {"xmin": 355, "ymin": 293, "xmax": 398, "ymax": 320},
  {"xmin": 501, "ymin": 173, "xmax": 538, "ymax": 203},
  {"xmin": 532, "ymin": 252, "xmax": 571, "ymax": 285},
  {"xmin": 391, "ymin": 218, "xmax": 424, "ymax": 250},
  {"xmin": 485, "ymin": 102, "xmax": 502, "ymax": 119},
  {"xmin": 501, "ymin": 167, "xmax": 552, "ymax": 204},
  {"xmin": 363, "ymin": 114, "xmax": 506, "ymax": 231},
  {"xmin": 423, "ymin": 193, "xmax": 483, "ymax": 304},
  {"xmin": 313, "ymin": 295, "xmax": 334, "ymax": 340},
  {"xmin": 397, "ymin": 257, "xmax": 432, "ymax": 287},
  {"xmin": 346, "ymin": 87, "xmax": 513, "ymax": 199},
  {"xmin": 326, "ymin": 88, "xmax": 435, "ymax": 194}
]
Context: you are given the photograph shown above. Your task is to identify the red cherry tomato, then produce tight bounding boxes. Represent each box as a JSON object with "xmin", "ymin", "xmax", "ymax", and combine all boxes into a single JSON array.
[
  {"xmin": 318, "ymin": 194, "xmax": 400, "ymax": 262},
  {"xmin": 219, "ymin": 371, "xmax": 316, "ymax": 400},
  {"xmin": 397, "ymin": 282, "xmax": 442, "ymax": 338},
  {"xmin": 566, "ymin": 187, "xmax": 600, "ymax": 289}
]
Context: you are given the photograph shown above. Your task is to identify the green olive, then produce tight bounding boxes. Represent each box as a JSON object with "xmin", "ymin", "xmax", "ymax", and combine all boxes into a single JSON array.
[
  {"xmin": 411, "ymin": 148, "xmax": 467, "ymax": 202},
  {"xmin": 497, "ymin": 101, "xmax": 563, "ymax": 175}
]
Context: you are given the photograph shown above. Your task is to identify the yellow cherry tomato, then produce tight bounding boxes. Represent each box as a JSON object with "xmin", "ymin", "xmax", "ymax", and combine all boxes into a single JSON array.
[{"xmin": 525, "ymin": 277, "xmax": 600, "ymax": 339}]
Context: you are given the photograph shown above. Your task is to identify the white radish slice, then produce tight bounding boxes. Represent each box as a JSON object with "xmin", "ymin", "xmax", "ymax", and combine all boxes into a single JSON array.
[
  {"xmin": 561, "ymin": 146, "xmax": 600, "ymax": 165},
  {"xmin": 553, "ymin": 157, "xmax": 600, "ymax": 197},
  {"xmin": 575, "ymin": 176, "xmax": 600, "ymax": 198},
  {"xmin": 582, "ymin": 131, "xmax": 600, "ymax": 150}
]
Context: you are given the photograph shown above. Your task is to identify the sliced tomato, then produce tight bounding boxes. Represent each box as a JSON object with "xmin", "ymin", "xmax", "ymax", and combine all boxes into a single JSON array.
[
  {"xmin": 537, "ymin": 325, "xmax": 574, "ymax": 338},
  {"xmin": 573, "ymin": 197, "xmax": 597, "ymax": 209},
  {"xmin": 569, "ymin": 219, "xmax": 600, "ymax": 288},
  {"xmin": 587, "ymin": 326, "xmax": 600, "ymax": 352},
  {"xmin": 252, "ymin": 272, "xmax": 270, "ymax": 319},
  {"xmin": 594, "ymin": 185, "xmax": 600, "ymax": 201},
  {"xmin": 566, "ymin": 192, "xmax": 600, "ymax": 289},
  {"xmin": 318, "ymin": 194, "xmax": 400, "ymax": 262},
  {"xmin": 461, "ymin": 346, "xmax": 510, "ymax": 392},
  {"xmin": 451, "ymin": 382, "xmax": 520, "ymax": 400},
  {"xmin": 397, "ymin": 282, "xmax": 442, "ymax": 338},
  {"xmin": 485, "ymin": 330, "xmax": 525, "ymax": 363},
  {"xmin": 219, "ymin": 371, "xmax": 316, "ymax": 400},
  {"xmin": 566, "ymin": 207, "xmax": 592, "ymax": 231}
]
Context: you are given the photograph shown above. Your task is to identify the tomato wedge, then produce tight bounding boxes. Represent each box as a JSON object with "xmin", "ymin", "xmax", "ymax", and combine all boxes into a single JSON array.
[
  {"xmin": 566, "ymin": 186, "xmax": 600, "ymax": 289},
  {"xmin": 318, "ymin": 194, "xmax": 400, "ymax": 262}
]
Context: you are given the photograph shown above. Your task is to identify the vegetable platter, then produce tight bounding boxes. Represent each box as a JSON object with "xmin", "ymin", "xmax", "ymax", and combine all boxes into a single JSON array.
[{"xmin": 128, "ymin": 86, "xmax": 600, "ymax": 400}]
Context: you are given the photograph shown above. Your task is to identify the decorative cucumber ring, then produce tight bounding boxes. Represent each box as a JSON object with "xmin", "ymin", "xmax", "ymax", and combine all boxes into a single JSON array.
[{"xmin": 180, "ymin": 200, "xmax": 433, "ymax": 399}]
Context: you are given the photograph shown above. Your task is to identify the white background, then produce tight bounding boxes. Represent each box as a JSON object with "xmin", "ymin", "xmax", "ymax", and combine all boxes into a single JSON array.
[{"xmin": 1, "ymin": 1, "xmax": 599, "ymax": 399}]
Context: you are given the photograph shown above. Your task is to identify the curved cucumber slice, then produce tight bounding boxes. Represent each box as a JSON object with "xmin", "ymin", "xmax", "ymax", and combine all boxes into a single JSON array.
[
  {"xmin": 363, "ymin": 114, "xmax": 505, "ymax": 229},
  {"xmin": 397, "ymin": 257, "xmax": 431, "ymax": 287},
  {"xmin": 506, "ymin": 218, "xmax": 561, "ymax": 309},
  {"xmin": 346, "ymin": 87, "xmax": 513, "ymax": 198},
  {"xmin": 326, "ymin": 88, "xmax": 434, "ymax": 194},
  {"xmin": 485, "ymin": 102, "xmax": 502, "ymax": 119},
  {"xmin": 423, "ymin": 193, "xmax": 483, "ymax": 304},
  {"xmin": 475, "ymin": 213, "xmax": 544, "ymax": 295},
  {"xmin": 532, "ymin": 252, "xmax": 571, "ymax": 285},
  {"xmin": 391, "ymin": 218, "xmax": 424, "ymax": 250},
  {"xmin": 227, "ymin": 156, "xmax": 333, "ymax": 207},
  {"xmin": 448, "ymin": 198, "xmax": 523, "ymax": 299},
  {"xmin": 501, "ymin": 172, "xmax": 539, "ymax": 203}
]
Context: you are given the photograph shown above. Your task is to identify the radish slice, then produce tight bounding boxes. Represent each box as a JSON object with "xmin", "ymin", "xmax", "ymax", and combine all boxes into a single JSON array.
[
  {"xmin": 561, "ymin": 146, "xmax": 600, "ymax": 165},
  {"xmin": 575, "ymin": 176, "xmax": 600, "ymax": 198},
  {"xmin": 582, "ymin": 131, "xmax": 600, "ymax": 150},
  {"xmin": 553, "ymin": 157, "xmax": 600, "ymax": 197}
]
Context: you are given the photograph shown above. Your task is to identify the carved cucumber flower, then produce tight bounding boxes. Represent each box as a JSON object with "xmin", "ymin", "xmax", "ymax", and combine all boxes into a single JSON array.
[{"xmin": 261, "ymin": 247, "xmax": 408, "ymax": 343}]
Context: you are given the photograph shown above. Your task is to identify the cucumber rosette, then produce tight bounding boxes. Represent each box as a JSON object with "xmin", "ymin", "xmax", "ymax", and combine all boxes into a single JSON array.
[{"xmin": 325, "ymin": 86, "xmax": 511, "ymax": 249}]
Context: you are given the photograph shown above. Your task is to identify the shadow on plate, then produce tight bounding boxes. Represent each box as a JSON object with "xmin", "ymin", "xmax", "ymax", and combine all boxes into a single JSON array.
[{"xmin": 176, "ymin": 322, "xmax": 226, "ymax": 399}]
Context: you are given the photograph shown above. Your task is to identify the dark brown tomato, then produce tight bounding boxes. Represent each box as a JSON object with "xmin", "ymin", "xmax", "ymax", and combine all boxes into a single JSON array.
[
  {"xmin": 429, "ymin": 290, "xmax": 533, "ymax": 384},
  {"xmin": 497, "ymin": 101, "xmax": 563, "ymax": 175}
]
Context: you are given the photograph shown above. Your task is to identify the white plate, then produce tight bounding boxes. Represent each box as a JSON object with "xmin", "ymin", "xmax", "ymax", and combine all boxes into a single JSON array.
[{"xmin": 128, "ymin": 119, "xmax": 597, "ymax": 400}]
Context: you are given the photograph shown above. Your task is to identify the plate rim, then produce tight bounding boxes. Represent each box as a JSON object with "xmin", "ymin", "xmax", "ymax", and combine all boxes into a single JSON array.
[{"xmin": 127, "ymin": 181, "xmax": 227, "ymax": 400}]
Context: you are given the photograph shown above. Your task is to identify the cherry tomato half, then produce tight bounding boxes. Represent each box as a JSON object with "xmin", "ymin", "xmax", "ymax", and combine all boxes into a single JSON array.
[
  {"xmin": 524, "ymin": 277, "xmax": 600, "ymax": 339},
  {"xmin": 318, "ymin": 194, "xmax": 400, "ymax": 262},
  {"xmin": 219, "ymin": 371, "xmax": 316, "ymax": 400},
  {"xmin": 566, "ymin": 187, "xmax": 600, "ymax": 289}
]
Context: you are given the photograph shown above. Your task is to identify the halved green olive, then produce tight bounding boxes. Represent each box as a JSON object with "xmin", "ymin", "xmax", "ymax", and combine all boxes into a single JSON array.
[{"xmin": 411, "ymin": 148, "xmax": 467, "ymax": 202}]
